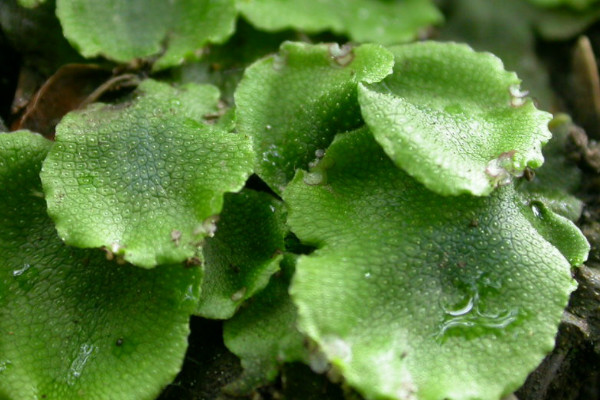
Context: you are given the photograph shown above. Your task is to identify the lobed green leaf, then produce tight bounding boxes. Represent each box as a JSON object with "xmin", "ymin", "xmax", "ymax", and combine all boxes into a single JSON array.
[
  {"xmin": 236, "ymin": 41, "xmax": 393, "ymax": 194},
  {"xmin": 197, "ymin": 189, "xmax": 286, "ymax": 319},
  {"xmin": 517, "ymin": 115, "xmax": 584, "ymax": 221},
  {"xmin": 236, "ymin": 0, "xmax": 442, "ymax": 45},
  {"xmin": 284, "ymin": 127, "xmax": 587, "ymax": 400},
  {"xmin": 41, "ymin": 80, "xmax": 253, "ymax": 268},
  {"xmin": 359, "ymin": 41, "xmax": 553, "ymax": 196},
  {"xmin": 223, "ymin": 255, "xmax": 308, "ymax": 394},
  {"xmin": 0, "ymin": 131, "xmax": 201, "ymax": 400},
  {"xmin": 56, "ymin": 0, "xmax": 237, "ymax": 70}
]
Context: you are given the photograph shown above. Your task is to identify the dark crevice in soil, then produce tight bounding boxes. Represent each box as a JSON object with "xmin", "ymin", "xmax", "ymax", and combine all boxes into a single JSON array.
[
  {"xmin": 0, "ymin": 29, "xmax": 20, "ymax": 127},
  {"xmin": 157, "ymin": 318, "xmax": 243, "ymax": 400}
]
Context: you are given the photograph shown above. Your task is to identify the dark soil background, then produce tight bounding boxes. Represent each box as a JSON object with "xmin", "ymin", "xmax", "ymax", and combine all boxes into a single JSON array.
[{"xmin": 1, "ymin": 1, "xmax": 600, "ymax": 399}]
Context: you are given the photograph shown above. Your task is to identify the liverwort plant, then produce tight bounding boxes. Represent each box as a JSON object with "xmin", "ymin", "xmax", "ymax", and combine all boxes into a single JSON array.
[{"xmin": 0, "ymin": 0, "xmax": 596, "ymax": 399}]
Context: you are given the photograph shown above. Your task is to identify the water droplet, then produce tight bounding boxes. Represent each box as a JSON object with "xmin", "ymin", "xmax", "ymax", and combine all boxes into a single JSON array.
[
  {"xmin": 444, "ymin": 294, "xmax": 474, "ymax": 317},
  {"xmin": 13, "ymin": 264, "xmax": 31, "ymax": 277},
  {"xmin": 183, "ymin": 284, "xmax": 197, "ymax": 302},
  {"xmin": 0, "ymin": 360, "xmax": 12, "ymax": 373},
  {"xmin": 67, "ymin": 344, "xmax": 96, "ymax": 384},
  {"xmin": 531, "ymin": 203, "xmax": 542, "ymax": 218},
  {"xmin": 436, "ymin": 290, "xmax": 518, "ymax": 342},
  {"xmin": 261, "ymin": 144, "xmax": 282, "ymax": 167},
  {"xmin": 364, "ymin": 272, "xmax": 372, "ymax": 279}
]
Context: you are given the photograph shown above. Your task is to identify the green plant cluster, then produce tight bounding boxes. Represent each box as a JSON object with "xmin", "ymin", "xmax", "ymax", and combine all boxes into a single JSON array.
[{"xmin": 0, "ymin": 0, "xmax": 597, "ymax": 399}]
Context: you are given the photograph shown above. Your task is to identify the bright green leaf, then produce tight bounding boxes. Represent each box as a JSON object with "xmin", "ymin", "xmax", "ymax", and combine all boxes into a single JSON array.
[
  {"xmin": 358, "ymin": 41, "xmax": 553, "ymax": 196},
  {"xmin": 284, "ymin": 128, "xmax": 587, "ymax": 400},
  {"xmin": 236, "ymin": 0, "xmax": 442, "ymax": 45},
  {"xmin": 523, "ymin": 200, "xmax": 589, "ymax": 266},
  {"xmin": 56, "ymin": 0, "xmax": 237, "ymax": 70},
  {"xmin": 0, "ymin": 131, "xmax": 201, "ymax": 400},
  {"xmin": 41, "ymin": 79, "xmax": 253, "ymax": 268},
  {"xmin": 172, "ymin": 20, "xmax": 295, "ymax": 106},
  {"xmin": 223, "ymin": 255, "xmax": 309, "ymax": 394},
  {"xmin": 197, "ymin": 189, "xmax": 286, "ymax": 319},
  {"xmin": 517, "ymin": 115, "xmax": 584, "ymax": 221},
  {"xmin": 236, "ymin": 41, "xmax": 394, "ymax": 193}
]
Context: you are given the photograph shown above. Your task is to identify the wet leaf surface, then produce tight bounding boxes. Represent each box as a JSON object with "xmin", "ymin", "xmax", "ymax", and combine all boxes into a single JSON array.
[
  {"xmin": 284, "ymin": 127, "xmax": 587, "ymax": 400},
  {"xmin": 236, "ymin": 41, "xmax": 393, "ymax": 194},
  {"xmin": 517, "ymin": 115, "xmax": 584, "ymax": 221},
  {"xmin": 56, "ymin": 0, "xmax": 237, "ymax": 70},
  {"xmin": 0, "ymin": 131, "xmax": 202, "ymax": 400},
  {"xmin": 197, "ymin": 189, "xmax": 286, "ymax": 319},
  {"xmin": 223, "ymin": 255, "xmax": 309, "ymax": 394},
  {"xmin": 359, "ymin": 41, "xmax": 553, "ymax": 196},
  {"xmin": 41, "ymin": 79, "xmax": 253, "ymax": 268},
  {"xmin": 236, "ymin": 0, "xmax": 442, "ymax": 44}
]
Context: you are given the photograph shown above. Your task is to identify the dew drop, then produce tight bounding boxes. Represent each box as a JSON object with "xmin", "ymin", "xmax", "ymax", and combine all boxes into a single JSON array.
[
  {"xmin": 444, "ymin": 294, "xmax": 474, "ymax": 317},
  {"xmin": 183, "ymin": 284, "xmax": 197, "ymax": 302},
  {"xmin": 436, "ymin": 289, "xmax": 518, "ymax": 342},
  {"xmin": 13, "ymin": 264, "xmax": 31, "ymax": 277},
  {"xmin": 67, "ymin": 344, "xmax": 96, "ymax": 385},
  {"xmin": 531, "ymin": 203, "xmax": 542, "ymax": 218},
  {"xmin": 261, "ymin": 145, "xmax": 282, "ymax": 167},
  {"xmin": 0, "ymin": 360, "xmax": 12, "ymax": 373}
]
